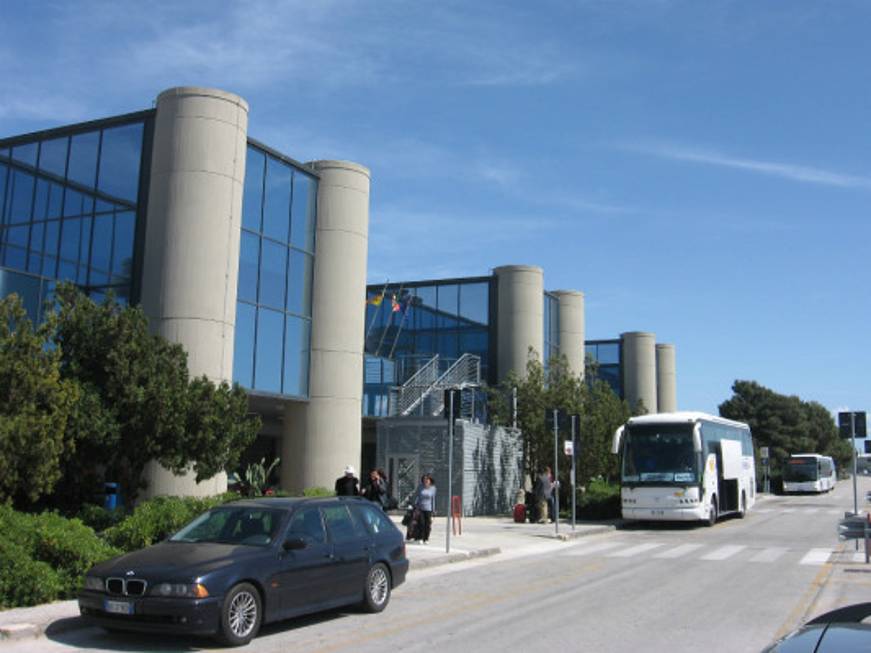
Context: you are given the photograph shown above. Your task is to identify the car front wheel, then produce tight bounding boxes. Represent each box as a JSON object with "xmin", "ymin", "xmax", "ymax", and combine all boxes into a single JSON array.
[
  {"xmin": 362, "ymin": 563, "xmax": 391, "ymax": 613},
  {"xmin": 218, "ymin": 582, "xmax": 262, "ymax": 647}
]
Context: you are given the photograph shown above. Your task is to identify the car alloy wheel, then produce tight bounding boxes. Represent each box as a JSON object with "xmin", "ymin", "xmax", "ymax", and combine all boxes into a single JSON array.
[
  {"xmin": 362, "ymin": 563, "xmax": 391, "ymax": 613},
  {"xmin": 218, "ymin": 582, "xmax": 262, "ymax": 646}
]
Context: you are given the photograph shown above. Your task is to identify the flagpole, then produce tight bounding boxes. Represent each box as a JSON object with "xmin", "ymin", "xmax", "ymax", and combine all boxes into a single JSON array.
[
  {"xmin": 364, "ymin": 280, "xmax": 389, "ymax": 343},
  {"xmin": 388, "ymin": 293, "xmax": 412, "ymax": 360},
  {"xmin": 375, "ymin": 283, "xmax": 403, "ymax": 358}
]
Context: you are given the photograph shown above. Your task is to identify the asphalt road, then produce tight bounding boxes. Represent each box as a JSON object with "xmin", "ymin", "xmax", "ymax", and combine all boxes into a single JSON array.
[{"xmin": 9, "ymin": 477, "xmax": 868, "ymax": 653}]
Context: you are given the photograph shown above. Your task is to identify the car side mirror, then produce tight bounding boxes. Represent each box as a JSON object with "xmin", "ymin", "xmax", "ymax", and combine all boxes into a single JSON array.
[{"xmin": 283, "ymin": 537, "xmax": 307, "ymax": 551}]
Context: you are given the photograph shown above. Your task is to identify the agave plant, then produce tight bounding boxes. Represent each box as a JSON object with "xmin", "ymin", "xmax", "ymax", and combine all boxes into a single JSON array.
[{"xmin": 229, "ymin": 457, "xmax": 280, "ymax": 497}]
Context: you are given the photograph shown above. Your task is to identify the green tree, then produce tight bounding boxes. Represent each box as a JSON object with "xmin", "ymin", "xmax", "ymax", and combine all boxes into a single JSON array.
[
  {"xmin": 0, "ymin": 295, "xmax": 78, "ymax": 506},
  {"xmin": 719, "ymin": 380, "xmax": 852, "ymax": 485},
  {"xmin": 45, "ymin": 284, "xmax": 261, "ymax": 507},
  {"xmin": 488, "ymin": 348, "xmax": 633, "ymax": 488}
]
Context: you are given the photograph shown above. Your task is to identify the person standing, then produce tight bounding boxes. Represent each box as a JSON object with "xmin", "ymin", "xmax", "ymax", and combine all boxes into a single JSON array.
[
  {"xmin": 409, "ymin": 474, "xmax": 436, "ymax": 544},
  {"xmin": 362, "ymin": 469, "xmax": 388, "ymax": 510},
  {"xmin": 334, "ymin": 465, "xmax": 359, "ymax": 496},
  {"xmin": 534, "ymin": 467, "xmax": 553, "ymax": 524}
]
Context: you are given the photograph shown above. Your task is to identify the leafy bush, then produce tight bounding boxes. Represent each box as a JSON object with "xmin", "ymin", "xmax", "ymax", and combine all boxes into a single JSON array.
[
  {"xmin": 0, "ymin": 539, "xmax": 63, "ymax": 608},
  {"xmin": 31, "ymin": 511, "xmax": 121, "ymax": 594},
  {"xmin": 302, "ymin": 486, "xmax": 334, "ymax": 497},
  {"xmin": 103, "ymin": 493, "xmax": 240, "ymax": 551},
  {"xmin": 76, "ymin": 503, "xmax": 126, "ymax": 532},
  {"xmin": 577, "ymin": 477, "xmax": 621, "ymax": 520},
  {"xmin": 0, "ymin": 504, "xmax": 118, "ymax": 607}
]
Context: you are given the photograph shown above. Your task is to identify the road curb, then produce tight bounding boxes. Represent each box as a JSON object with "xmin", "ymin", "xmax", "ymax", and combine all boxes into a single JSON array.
[
  {"xmin": 0, "ymin": 624, "xmax": 40, "ymax": 642},
  {"xmin": 554, "ymin": 524, "xmax": 618, "ymax": 541},
  {"xmin": 408, "ymin": 546, "xmax": 501, "ymax": 570}
]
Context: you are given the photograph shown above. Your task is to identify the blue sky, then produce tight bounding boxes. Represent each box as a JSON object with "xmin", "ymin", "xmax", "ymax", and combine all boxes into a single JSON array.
[{"xmin": 2, "ymin": 0, "xmax": 869, "ymax": 416}]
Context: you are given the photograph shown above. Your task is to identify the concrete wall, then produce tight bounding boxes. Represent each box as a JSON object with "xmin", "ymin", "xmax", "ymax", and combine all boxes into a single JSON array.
[
  {"xmin": 621, "ymin": 331, "xmax": 657, "ymax": 414},
  {"xmin": 494, "ymin": 265, "xmax": 544, "ymax": 381},
  {"xmin": 140, "ymin": 86, "xmax": 249, "ymax": 497},
  {"xmin": 553, "ymin": 290, "xmax": 585, "ymax": 379},
  {"xmin": 282, "ymin": 160, "xmax": 370, "ymax": 493},
  {"xmin": 656, "ymin": 343, "xmax": 677, "ymax": 413}
]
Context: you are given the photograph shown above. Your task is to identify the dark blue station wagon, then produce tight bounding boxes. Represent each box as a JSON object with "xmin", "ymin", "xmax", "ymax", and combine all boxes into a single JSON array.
[{"xmin": 78, "ymin": 497, "xmax": 408, "ymax": 646}]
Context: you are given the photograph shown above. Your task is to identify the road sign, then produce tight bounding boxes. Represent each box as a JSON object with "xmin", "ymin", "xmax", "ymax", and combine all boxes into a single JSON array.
[
  {"xmin": 839, "ymin": 411, "xmax": 867, "ymax": 438},
  {"xmin": 564, "ymin": 440, "xmax": 574, "ymax": 456},
  {"xmin": 838, "ymin": 513, "xmax": 870, "ymax": 540},
  {"xmin": 760, "ymin": 447, "xmax": 769, "ymax": 459}
]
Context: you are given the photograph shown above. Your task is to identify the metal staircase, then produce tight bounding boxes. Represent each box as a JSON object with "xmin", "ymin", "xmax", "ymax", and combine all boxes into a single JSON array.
[{"xmin": 388, "ymin": 353, "xmax": 481, "ymax": 418}]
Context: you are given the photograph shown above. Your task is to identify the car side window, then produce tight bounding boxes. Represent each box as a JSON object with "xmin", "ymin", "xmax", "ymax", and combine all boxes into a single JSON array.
[
  {"xmin": 286, "ymin": 508, "xmax": 326, "ymax": 544},
  {"xmin": 357, "ymin": 504, "xmax": 395, "ymax": 536},
  {"xmin": 322, "ymin": 505, "xmax": 366, "ymax": 543}
]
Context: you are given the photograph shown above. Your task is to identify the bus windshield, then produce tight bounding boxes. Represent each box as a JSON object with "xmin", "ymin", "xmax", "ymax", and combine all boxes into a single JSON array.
[
  {"xmin": 783, "ymin": 459, "xmax": 819, "ymax": 482},
  {"xmin": 622, "ymin": 424, "xmax": 697, "ymax": 485}
]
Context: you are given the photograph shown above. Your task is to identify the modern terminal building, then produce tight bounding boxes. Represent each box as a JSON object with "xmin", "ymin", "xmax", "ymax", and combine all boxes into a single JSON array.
[{"xmin": 0, "ymin": 85, "xmax": 678, "ymax": 499}]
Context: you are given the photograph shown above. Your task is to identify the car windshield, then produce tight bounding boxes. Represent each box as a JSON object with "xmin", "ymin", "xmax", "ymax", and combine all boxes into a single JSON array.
[
  {"xmin": 783, "ymin": 460, "xmax": 819, "ymax": 482},
  {"xmin": 622, "ymin": 424, "xmax": 698, "ymax": 485},
  {"xmin": 170, "ymin": 507, "xmax": 285, "ymax": 546}
]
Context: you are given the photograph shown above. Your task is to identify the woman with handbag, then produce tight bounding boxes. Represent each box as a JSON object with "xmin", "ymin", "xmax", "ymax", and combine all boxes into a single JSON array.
[{"xmin": 407, "ymin": 474, "xmax": 436, "ymax": 544}]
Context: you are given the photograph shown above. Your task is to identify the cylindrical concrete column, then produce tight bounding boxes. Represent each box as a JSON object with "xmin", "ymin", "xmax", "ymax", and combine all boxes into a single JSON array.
[
  {"xmin": 656, "ymin": 343, "xmax": 677, "ymax": 413},
  {"xmin": 553, "ymin": 290, "xmax": 585, "ymax": 379},
  {"xmin": 282, "ymin": 160, "xmax": 370, "ymax": 494},
  {"xmin": 621, "ymin": 332, "xmax": 657, "ymax": 414},
  {"xmin": 494, "ymin": 265, "xmax": 544, "ymax": 382},
  {"xmin": 140, "ymin": 87, "xmax": 249, "ymax": 497}
]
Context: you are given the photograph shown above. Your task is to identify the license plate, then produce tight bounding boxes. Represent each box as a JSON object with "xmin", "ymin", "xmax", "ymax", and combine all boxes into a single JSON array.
[{"xmin": 104, "ymin": 599, "xmax": 133, "ymax": 615}]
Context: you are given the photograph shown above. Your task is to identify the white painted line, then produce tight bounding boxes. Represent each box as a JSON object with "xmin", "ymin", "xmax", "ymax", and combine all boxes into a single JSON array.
[
  {"xmin": 781, "ymin": 508, "xmax": 797, "ymax": 513},
  {"xmin": 852, "ymin": 551, "xmax": 866, "ymax": 563},
  {"xmin": 653, "ymin": 543, "xmax": 703, "ymax": 559},
  {"xmin": 700, "ymin": 545, "xmax": 746, "ymax": 561},
  {"xmin": 800, "ymin": 548, "xmax": 833, "ymax": 565},
  {"xmin": 749, "ymin": 547, "xmax": 788, "ymax": 563},
  {"xmin": 608, "ymin": 543, "xmax": 664, "ymax": 558},
  {"xmin": 564, "ymin": 541, "xmax": 627, "ymax": 556},
  {"xmin": 802, "ymin": 508, "xmax": 819, "ymax": 514}
]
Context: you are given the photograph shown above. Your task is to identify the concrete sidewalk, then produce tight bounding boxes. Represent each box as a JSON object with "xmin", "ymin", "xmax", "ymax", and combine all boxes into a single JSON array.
[{"xmin": 0, "ymin": 515, "xmax": 617, "ymax": 643}]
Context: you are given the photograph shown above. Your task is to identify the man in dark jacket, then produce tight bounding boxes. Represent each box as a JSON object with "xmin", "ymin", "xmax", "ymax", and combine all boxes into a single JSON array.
[{"xmin": 335, "ymin": 466, "xmax": 359, "ymax": 496}]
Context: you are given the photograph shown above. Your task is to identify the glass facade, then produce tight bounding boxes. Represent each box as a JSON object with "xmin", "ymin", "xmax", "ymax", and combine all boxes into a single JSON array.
[
  {"xmin": 543, "ymin": 291, "xmax": 560, "ymax": 367},
  {"xmin": 363, "ymin": 277, "xmax": 493, "ymax": 417},
  {"xmin": 585, "ymin": 339, "xmax": 623, "ymax": 397},
  {"xmin": 0, "ymin": 114, "xmax": 150, "ymax": 314},
  {"xmin": 232, "ymin": 143, "xmax": 317, "ymax": 398}
]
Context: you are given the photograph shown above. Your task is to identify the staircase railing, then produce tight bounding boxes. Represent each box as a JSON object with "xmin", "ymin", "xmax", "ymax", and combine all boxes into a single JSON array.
[{"xmin": 388, "ymin": 355, "xmax": 440, "ymax": 416}]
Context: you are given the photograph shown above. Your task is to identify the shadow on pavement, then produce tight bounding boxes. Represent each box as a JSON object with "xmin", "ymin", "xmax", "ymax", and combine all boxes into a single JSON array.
[{"xmin": 44, "ymin": 607, "xmax": 355, "ymax": 651}]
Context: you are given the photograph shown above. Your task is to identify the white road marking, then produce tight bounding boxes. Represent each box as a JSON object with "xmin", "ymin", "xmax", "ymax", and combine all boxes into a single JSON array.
[
  {"xmin": 781, "ymin": 508, "xmax": 797, "ymax": 513},
  {"xmin": 700, "ymin": 545, "xmax": 746, "ymax": 561},
  {"xmin": 749, "ymin": 547, "xmax": 787, "ymax": 563},
  {"xmin": 799, "ymin": 548, "xmax": 833, "ymax": 565},
  {"xmin": 802, "ymin": 508, "xmax": 819, "ymax": 514},
  {"xmin": 608, "ymin": 543, "xmax": 664, "ymax": 558},
  {"xmin": 653, "ymin": 544, "xmax": 704, "ymax": 559},
  {"xmin": 563, "ymin": 541, "xmax": 627, "ymax": 556}
]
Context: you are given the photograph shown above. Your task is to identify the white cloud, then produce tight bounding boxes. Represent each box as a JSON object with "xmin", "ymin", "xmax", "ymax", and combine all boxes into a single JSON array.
[{"xmin": 629, "ymin": 142, "xmax": 871, "ymax": 191}]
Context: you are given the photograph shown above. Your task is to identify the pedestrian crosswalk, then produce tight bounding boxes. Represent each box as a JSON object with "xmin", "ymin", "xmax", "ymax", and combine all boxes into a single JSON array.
[
  {"xmin": 753, "ymin": 507, "xmax": 846, "ymax": 516},
  {"xmin": 563, "ymin": 539, "xmax": 847, "ymax": 567}
]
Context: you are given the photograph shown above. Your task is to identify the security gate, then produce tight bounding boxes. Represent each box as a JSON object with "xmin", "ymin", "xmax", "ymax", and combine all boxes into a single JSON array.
[{"xmin": 387, "ymin": 455, "xmax": 419, "ymax": 507}]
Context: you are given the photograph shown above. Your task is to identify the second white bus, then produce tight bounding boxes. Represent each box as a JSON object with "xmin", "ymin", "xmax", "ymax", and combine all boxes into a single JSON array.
[
  {"xmin": 612, "ymin": 412, "xmax": 756, "ymax": 526},
  {"xmin": 782, "ymin": 454, "xmax": 836, "ymax": 493}
]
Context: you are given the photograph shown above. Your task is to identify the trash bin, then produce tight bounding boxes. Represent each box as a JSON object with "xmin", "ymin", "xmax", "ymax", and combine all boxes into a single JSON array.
[{"xmin": 104, "ymin": 482, "xmax": 119, "ymax": 511}]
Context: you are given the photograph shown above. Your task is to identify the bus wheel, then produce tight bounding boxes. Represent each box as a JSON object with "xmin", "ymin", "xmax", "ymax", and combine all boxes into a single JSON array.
[
  {"xmin": 705, "ymin": 498, "xmax": 718, "ymax": 527},
  {"xmin": 738, "ymin": 491, "xmax": 747, "ymax": 519}
]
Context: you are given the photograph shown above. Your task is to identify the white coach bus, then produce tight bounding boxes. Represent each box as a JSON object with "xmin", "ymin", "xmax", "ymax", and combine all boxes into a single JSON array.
[
  {"xmin": 782, "ymin": 454, "xmax": 836, "ymax": 493},
  {"xmin": 612, "ymin": 412, "xmax": 756, "ymax": 526}
]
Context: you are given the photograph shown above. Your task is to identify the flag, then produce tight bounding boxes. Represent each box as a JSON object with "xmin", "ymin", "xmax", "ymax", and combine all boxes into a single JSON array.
[
  {"xmin": 366, "ymin": 293, "xmax": 384, "ymax": 306},
  {"xmin": 391, "ymin": 294, "xmax": 401, "ymax": 312}
]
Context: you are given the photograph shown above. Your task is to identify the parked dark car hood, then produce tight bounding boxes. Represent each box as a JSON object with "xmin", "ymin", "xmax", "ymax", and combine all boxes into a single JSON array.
[{"xmin": 91, "ymin": 541, "xmax": 269, "ymax": 579}]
